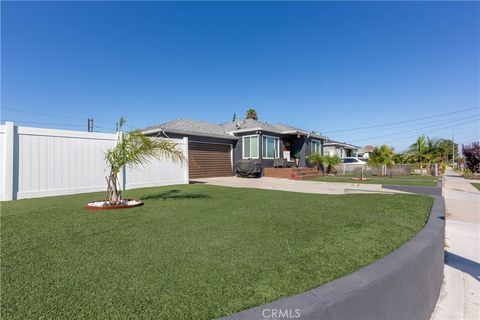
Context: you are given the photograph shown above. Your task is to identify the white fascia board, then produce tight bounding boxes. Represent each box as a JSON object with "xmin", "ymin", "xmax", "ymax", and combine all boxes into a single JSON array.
[{"xmin": 227, "ymin": 127, "xmax": 264, "ymax": 134}]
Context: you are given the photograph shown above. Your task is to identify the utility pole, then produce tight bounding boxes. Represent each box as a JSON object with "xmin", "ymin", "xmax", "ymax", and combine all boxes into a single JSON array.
[
  {"xmin": 452, "ymin": 134, "xmax": 455, "ymax": 167},
  {"xmin": 87, "ymin": 118, "xmax": 94, "ymax": 132}
]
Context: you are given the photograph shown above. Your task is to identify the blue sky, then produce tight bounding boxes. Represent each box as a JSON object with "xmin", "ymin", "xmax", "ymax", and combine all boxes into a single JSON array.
[{"xmin": 1, "ymin": 1, "xmax": 479, "ymax": 151}]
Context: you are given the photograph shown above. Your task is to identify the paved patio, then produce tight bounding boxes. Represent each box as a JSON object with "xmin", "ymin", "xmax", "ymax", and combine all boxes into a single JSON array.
[{"xmin": 193, "ymin": 176, "xmax": 406, "ymax": 195}]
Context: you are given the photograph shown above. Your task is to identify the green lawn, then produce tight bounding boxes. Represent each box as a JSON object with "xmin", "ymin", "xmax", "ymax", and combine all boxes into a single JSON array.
[
  {"xmin": 1, "ymin": 185, "xmax": 433, "ymax": 319},
  {"xmin": 311, "ymin": 174, "xmax": 438, "ymax": 187},
  {"xmin": 472, "ymin": 183, "xmax": 480, "ymax": 191}
]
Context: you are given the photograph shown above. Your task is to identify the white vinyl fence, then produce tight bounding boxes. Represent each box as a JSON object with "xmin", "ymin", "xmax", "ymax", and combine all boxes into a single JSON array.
[{"xmin": 0, "ymin": 122, "xmax": 188, "ymax": 200}]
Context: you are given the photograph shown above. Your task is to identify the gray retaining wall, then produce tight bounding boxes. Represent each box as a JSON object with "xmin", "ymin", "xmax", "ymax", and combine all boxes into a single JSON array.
[{"xmin": 222, "ymin": 188, "xmax": 444, "ymax": 320}]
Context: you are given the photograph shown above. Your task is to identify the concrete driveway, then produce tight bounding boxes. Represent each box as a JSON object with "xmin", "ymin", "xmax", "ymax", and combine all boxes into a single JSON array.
[{"xmin": 193, "ymin": 176, "xmax": 406, "ymax": 195}]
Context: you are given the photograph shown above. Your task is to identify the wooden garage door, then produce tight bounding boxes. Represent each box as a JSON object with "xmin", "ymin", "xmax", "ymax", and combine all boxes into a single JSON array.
[{"xmin": 188, "ymin": 142, "xmax": 232, "ymax": 179}]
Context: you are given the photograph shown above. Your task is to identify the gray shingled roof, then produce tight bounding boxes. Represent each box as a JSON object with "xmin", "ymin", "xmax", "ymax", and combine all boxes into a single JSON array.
[
  {"xmin": 144, "ymin": 117, "xmax": 328, "ymax": 140},
  {"xmin": 324, "ymin": 140, "xmax": 360, "ymax": 149},
  {"xmin": 143, "ymin": 118, "xmax": 237, "ymax": 140},
  {"xmin": 221, "ymin": 119, "xmax": 285, "ymax": 134},
  {"xmin": 221, "ymin": 119, "xmax": 327, "ymax": 139},
  {"xmin": 274, "ymin": 123, "xmax": 327, "ymax": 139}
]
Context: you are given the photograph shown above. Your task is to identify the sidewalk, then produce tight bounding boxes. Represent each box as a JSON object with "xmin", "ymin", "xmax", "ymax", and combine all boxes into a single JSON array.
[{"xmin": 431, "ymin": 168, "xmax": 480, "ymax": 320}]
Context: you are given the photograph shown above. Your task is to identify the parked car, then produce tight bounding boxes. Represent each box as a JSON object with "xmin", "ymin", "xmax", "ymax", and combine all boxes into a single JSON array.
[{"xmin": 341, "ymin": 157, "xmax": 367, "ymax": 164}]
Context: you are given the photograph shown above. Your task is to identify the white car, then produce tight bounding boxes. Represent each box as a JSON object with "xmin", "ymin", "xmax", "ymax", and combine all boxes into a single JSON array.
[{"xmin": 341, "ymin": 157, "xmax": 367, "ymax": 164}]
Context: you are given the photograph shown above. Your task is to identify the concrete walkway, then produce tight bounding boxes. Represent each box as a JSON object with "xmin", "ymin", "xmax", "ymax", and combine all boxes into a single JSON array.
[
  {"xmin": 431, "ymin": 168, "xmax": 480, "ymax": 320},
  {"xmin": 195, "ymin": 176, "xmax": 407, "ymax": 195}
]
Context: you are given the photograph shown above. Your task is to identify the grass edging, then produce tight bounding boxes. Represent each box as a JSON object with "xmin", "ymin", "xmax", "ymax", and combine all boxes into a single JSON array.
[{"xmin": 222, "ymin": 187, "xmax": 445, "ymax": 320}]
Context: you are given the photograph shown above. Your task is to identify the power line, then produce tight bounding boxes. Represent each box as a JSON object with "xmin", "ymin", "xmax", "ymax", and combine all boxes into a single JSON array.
[
  {"xmin": 1, "ymin": 119, "xmax": 125, "ymax": 132},
  {"xmin": 346, "ymin": 115, "xmax": 479, "ymax": 143},
  {"xmin": 3, "ymin": 120, "xmax": 89, "ymax": 127},
  {"xmin": 321, "ymin": 107, "xmax": 479, "ymax": 134},
  {"xmin": 454, "ymin": 134, "xmax": 480, "ymax": 144},
  {"xmin": 1, "ymin": 107, "xmax": 115, "ymax": 125},
  {"xmin": 1, "ymin": 119, "xmax": 118, "ymax": 131},
  {"xmin": 330, "ymin": 111, "xmax": 480, "ymax": 138},
  {"xmin": 2, "ymin": 107, "xmax": 141, "ymax": 129},
  {"xmin": 2, "ymin": 107, "xmax": 86, "ymax": 121},
  {"xmin": 375, "ymin": 118, "xmax": 480, "ymax": 145}
]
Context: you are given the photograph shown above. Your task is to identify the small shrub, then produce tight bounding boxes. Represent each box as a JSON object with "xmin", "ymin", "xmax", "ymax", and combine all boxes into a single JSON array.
[
  {"xmin": 440, "ymin": 162, "xmax": 447, "ymax": 175},
  {"xmin": 464, "ymin": 168, "xmax": 473, "ymax": 178}
]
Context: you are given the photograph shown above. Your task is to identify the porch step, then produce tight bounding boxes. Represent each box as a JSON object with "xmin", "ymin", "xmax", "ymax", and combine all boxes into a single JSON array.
[
  {"xmin": 264, "ymin": 167, "xmax": 322, "ymax": 180},
  {"xmin": 291, "ymin": 173, "xmax": 323, "ymax": 180},
  {"xmin": 290, "ymin": 168, "xmax": 322, "ymax": 180},
  {"xmin": 291, "ymin": 168, "xmax": 318, "ymax": 174},
  {"xmin": 294, "ymin": 170, "xmax": 319, "ymax": 175},
  {"xmin": 291, "ymin": 167, "xmax": 317, "ymax": 172}
]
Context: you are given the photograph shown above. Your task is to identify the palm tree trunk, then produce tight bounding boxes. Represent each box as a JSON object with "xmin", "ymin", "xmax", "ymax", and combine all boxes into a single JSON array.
[
  {"xmin": 420, "ymin": 163, "xmax": 423, "ymax": 176},
  {"xmin": 108, "ymin": 173, "xmax": 121, "ymax": 204}
]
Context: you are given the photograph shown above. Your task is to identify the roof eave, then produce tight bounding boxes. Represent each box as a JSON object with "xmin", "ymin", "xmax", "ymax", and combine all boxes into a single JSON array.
[
  {"xmin": 227, "ymin": 127, "xmax": 264, "ymax": 134},
  {"xmin": 229, "ymin": 127, "xmax": 285, "ymax": 135},
  {"xmin": 143, "ymin": 127, "xmax": 238, "ymax": 140},
  {"xmin": 324, "ymin": 142, "xmax": 359, "ymax": 149}
]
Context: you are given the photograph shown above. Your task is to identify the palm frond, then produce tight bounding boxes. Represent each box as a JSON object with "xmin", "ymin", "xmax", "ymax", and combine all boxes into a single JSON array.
[{"xmin": 104, "ymin": 130, "xmax": 185, "ymax": 173}]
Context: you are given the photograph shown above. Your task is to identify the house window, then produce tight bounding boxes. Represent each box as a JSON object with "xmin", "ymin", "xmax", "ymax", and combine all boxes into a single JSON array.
[
  {"xmin": 311, "ymin": 140, "xmax": 322, "ymax": 155},
  {"xmin": 243, "ymin": 135, "xmax": 259, "ymax": 159},
  {"xmin": 262, "ymin": 135, "xmax": 280, "ymax": 159}
]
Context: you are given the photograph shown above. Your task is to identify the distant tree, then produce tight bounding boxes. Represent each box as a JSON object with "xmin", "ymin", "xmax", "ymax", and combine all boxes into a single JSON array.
[
  {"xmin": 455, "ymin": 156, "xmax": 465, "ymax": 170},
  {"xmin": 439, "ymin": 139, "xmax": 459, "ymax": 162},
  {"xmin": 246, "ymin": 108, "xmax": 258, "ymax": 120},
  {"xmin": 368, "ymin": 145, "xmax": 395, "ymax": 176},
  {"xmin": 462, "ymin": 142, "xmax": 480, "ymax": 173}
]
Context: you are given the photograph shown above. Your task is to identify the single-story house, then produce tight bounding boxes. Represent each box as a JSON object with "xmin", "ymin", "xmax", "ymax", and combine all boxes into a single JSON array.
[
  {"xmin": 323, "ymin": 140, "xmax": 359, "ymax": 158},
  {"xmin": 143, "ymin": 118, "xmax": 327, "ymax": 179},
  {"xmin": 357, "ymin": 145, "xmax": 374, "ymax": 159}
]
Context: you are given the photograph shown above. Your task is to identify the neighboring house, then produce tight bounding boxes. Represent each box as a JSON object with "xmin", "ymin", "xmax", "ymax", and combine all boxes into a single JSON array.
[
  {"xmin": 323, "ymin": 140, "xmax": 359, "ymax": 158},
  {"xmin": 143, "ymin": 118, "xmax": 327, "ymax": 179},
  {"xmin": 357, "ymin": 145, "xmax": 374, "ymax": 159}
]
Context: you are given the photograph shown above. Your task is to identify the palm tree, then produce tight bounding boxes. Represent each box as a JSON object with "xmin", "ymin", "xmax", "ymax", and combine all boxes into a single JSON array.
[
  {"xmin": 105, "ymin": 118, "xmax": 184, "ymax": 204},
  {"xmin": 308, "ymin": 153, "xmax": 322, "ymax": 171},
  {"xmin": 326, "ymin": 155, "xmax": 341, "ymax": 174},
  {"xmin": 407, "ymin": 136, "xmax": 443, "ymax": 175},
  {"xmin": 407, "ymin": 135, "xmax": 428, "ymax": 175},
  {"xmin": 312, "ymin": 154, "xmax": 340, "ymax": 176},
  {"xmin": 424, "ymin": 137, "xmax": 443, "ymax": 174},
  {"xmin": 245, "ymin": 108, "xmax": 258, "ymax": 120},
  {"xmin": 392, "ymin": 153, "xmax": 406, "ymax": 164},
  {"xmin": 368, "ymin": 145, "xmax": 395, "ymax": 176}
]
